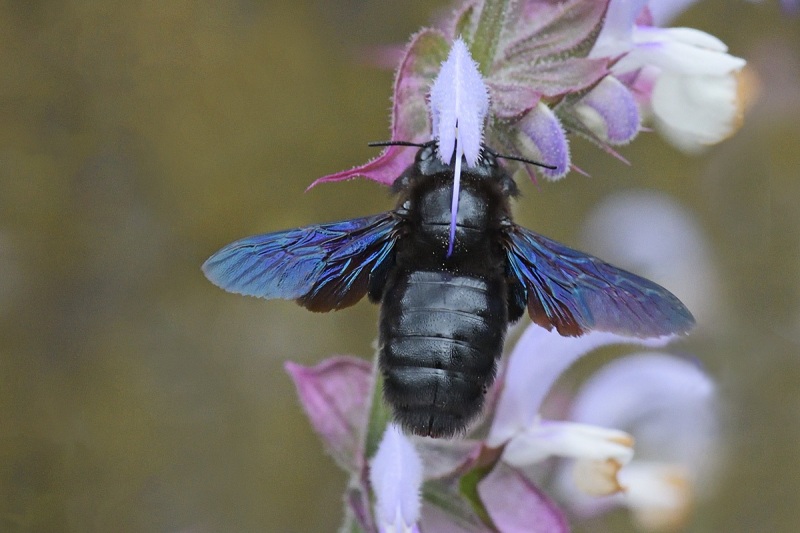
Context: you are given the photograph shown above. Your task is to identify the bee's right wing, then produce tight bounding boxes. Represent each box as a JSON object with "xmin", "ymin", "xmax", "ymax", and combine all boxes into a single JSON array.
[
  {"xmin": 503, "ymin": 223, "xmax": 695, "ymax": 339},
  {"xmin": 202, "ymin": 213, "xmax": 400, "ymax": 312}
]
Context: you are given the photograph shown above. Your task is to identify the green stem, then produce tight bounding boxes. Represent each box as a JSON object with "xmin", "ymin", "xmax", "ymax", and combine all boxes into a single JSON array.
[
  {"xmin": 364, "ymin": 347, "xmax": 390, "ymax": 460},
  {"xmin": 470, "ymin": 0, "xmax": 511, "ymax": 74}
]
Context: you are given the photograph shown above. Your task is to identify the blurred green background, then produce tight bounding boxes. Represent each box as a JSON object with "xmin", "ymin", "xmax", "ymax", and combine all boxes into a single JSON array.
[{"xmin": 1, "ymin": 1, "xmax": 799, "ymax": 532}]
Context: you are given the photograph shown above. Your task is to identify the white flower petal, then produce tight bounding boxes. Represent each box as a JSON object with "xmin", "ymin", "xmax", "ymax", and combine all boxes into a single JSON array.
[
  {"xmin": 370, "ymin": 424, "xmax": 423, "ymax": 531},
  {"xmin": 502, "ymin": 420, "xmax": 634, "ymax": 468},
  {"xmin": 573, "ymin": 458, "xmax": 628, "ymax": 497},
  {"xmin": 617, "ymin": 27, "xmax": 745, "ymax": 76},
  {"xmin": 652, "ymin": 70, "xmax": 744, "ymax": 151},
  {"xmin": 620, "ymin": 461, "xmax": 692, "ymax": 531},
  {"xmin": 609, "ymin": 25, "xmax": 746, "ymax": 151}
]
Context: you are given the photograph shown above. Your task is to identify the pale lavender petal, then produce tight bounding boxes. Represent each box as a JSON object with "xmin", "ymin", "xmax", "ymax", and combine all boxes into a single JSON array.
[
  {"xmin": 516, "ymin": 103, "xmax": 570, "ymax": 179},
  {"xmin": 487, "ymin": 326, "xmax": 675, "ymax": 448},
  {"xmin": 477, "ymin": 462, "xmax": 569, "ymax": 533},
  {"xmin": 429, "ymin": 37, "xmax": 489, "ymax": 257},
  {"xmin": 569, "ymin": 353, "xmax": 716, "ymax": 466},
  {"xmin": 581, "ymin": 190, "xmax": 719, "ymax": 325},
  {"xmin": 593, "ymin": 0, "xmax": 648, "ymax": 57},
  {"xmin": 557, "ymin": 353, "xmax": 717, "ymax": 524},
  {"xmin": 782, "ymin": 0, "xmax": 800, "ymax": 14},
  {"xmin": 370, "ymin": 424, "xmax": 424, "ymax": 532},
  {"xmin": 285, "ymin": 356, "xmax": 372, "ymax": 471},
  {"xmin": 310, "ymin": 29, "xmax": 449, "ymax": 188},
  {"xmin": 574, "ymin": 75, "xmax": 640, "ymax": 144},
  {"xmin": 447, "ymin": 151, "xmax": 463, "ymax": 258},
  {"xmin": 429, "ymin": 37, "xmax": 489, "ymax": 166}
]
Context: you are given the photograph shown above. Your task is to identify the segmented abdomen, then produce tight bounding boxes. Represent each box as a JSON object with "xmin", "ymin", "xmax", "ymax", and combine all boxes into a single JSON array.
[{"xmin": 378, "ymin": 270, "xmax": 508, "ymax": 438}]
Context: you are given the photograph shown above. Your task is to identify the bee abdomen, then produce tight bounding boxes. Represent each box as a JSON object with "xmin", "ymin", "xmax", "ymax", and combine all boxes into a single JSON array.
[{"xmin": 379, "ymin": 271, "xmax": 508, "ymax": 438}]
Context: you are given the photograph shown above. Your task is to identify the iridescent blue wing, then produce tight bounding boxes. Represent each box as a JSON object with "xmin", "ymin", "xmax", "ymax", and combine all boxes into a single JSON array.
[
  {"xmin": 504, "ymin": 224, "xmax": 695, "ymax": 338},
  {"xmin": 202, "ymin": 213, "xmax": 400, "ymax": 312}
]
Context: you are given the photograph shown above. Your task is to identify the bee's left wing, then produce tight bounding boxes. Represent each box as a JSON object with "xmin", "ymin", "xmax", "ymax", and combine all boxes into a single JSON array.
[
  {"xmin": 504, "ymin": 224, "xmax": 695, "ymax": 338},
  {"xmin": 202, "ymin": 213, "xmax": 400, "ymax": 312}
]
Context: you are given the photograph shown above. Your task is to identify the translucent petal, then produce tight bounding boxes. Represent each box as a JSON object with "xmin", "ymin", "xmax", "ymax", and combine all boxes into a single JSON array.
[
  {"xmin": 487, "ymin": 326, "xmax": 675, "ymax": 448},
  {"xmin": 592, "ymin": 0, "xmax": 648, "ymax": 57},
  {"xmin": 568, "ymin": 353, "xmax": 717, "ymax": 468},
  {"xmin": 581, "ymin": 190, "xmax": 720, "ymax": 325}
]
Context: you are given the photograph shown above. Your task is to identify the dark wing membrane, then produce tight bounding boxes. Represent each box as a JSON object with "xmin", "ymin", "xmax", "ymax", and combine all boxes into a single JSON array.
[
  {"xmin": 504, "ymin": 224, "xmax": 695, "ymax": 338},
  {"xmin": 202, "ymin": 213, "xmax": 399, "ymax": 312}
]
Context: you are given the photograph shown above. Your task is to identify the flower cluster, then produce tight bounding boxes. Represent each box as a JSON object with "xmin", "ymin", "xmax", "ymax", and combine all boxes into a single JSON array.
[
  {"xmin": 311, "ymin": 0, "xmax": 746, "ymax": 190},
  {"xmin": 284, "ymin": 0, "xmax": 739, "ymax": 530},
  {"xmin": 287, "ymin": 326, "xmax": 717, "ymax": 532}
]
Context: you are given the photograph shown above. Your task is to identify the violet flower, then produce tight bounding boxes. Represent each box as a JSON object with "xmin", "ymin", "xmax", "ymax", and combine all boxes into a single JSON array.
[
  {"xmin": 312, "ymin": 0, "xmax": 747, "ymax": 190},
  {"xmin": 285, "ymin": 324, "xmax": 717, "ymax": 532},
  {"xmin": 279, "ymin": 1, "xmax": 738, "ymax": 531},
  {"xmin": 486, "ymin": 326, "xmax": 678, "ymax": 496}
]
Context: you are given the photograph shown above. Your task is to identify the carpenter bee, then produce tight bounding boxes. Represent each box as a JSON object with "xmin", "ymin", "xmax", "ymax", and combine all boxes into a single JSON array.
[{"xmin": 203, "ymin": 142, "xmax": 694, "ymax": 438}]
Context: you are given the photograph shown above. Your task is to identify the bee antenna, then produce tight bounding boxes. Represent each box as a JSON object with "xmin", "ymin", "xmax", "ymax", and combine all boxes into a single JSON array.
[
  {"xmin": 484, "ymin": 148, "xmax": 557, "ymax": 170},
  {"xmin": 368, "ymin": 140, "xmax": 430, "ymax": 148}
]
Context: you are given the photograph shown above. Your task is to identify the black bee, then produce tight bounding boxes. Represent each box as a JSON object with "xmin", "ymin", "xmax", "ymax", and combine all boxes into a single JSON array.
[{"xmin": 203, "ymin": 142, "xmax": 694, "ymax": 438}]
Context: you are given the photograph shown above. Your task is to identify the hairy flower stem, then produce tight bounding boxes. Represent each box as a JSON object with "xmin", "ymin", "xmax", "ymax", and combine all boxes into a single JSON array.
[{"xmin": 364, "ymin": 347, "xmax": 391, "ymax": 460}]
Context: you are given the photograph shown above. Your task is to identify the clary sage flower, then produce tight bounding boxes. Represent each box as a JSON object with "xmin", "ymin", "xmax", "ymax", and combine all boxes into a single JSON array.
[
  {"xmin": 281, "ymin": 0, "xmax": 739, "ymax": 531},
  {"xmin": 286, "ymin": 323, "xmax": 717, "ymax": 532},
  {"xmin": 311, "ymin": 0, "xmax": 747, "ymax": 190},
  {"xmin": 592, "ymin": 0, "xmax": 747, "ymax": 152}
]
